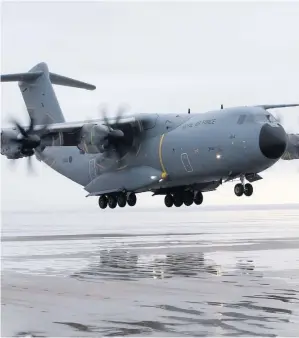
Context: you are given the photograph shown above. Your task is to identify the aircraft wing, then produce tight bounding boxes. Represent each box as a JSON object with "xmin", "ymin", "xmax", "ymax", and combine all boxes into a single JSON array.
[
  {"xmin": 0, "ymin": 115, "xmax": 141, "ymax": 159},
  {"xmin": 256, "ymin": 104, "xmax": 299, "ymax": 110},
  {"xmin": 6, "ymin": 116, "xmax": 138, "ymax": 134}
]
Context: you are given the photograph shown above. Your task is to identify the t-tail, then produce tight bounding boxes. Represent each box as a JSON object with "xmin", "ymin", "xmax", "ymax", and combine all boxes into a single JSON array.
[{"xmin": 1, "ymin": 62, "xmax": 96, "ymax": 125}]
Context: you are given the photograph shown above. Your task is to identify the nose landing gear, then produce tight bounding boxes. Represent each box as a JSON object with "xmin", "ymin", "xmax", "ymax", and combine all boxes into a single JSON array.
[
  {"xmin": 244, "ymin": 183, "xmax": 253, "ymax": 196},
  {"xmin": 234, "ymin": 175, "xmax": 254, "ymax": 197}
]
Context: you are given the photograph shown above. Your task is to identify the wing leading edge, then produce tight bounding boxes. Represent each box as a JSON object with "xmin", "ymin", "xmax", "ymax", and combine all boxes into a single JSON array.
[{"xmin": 256, "ymin": 104, "xmax": 299, "ymax": 110}]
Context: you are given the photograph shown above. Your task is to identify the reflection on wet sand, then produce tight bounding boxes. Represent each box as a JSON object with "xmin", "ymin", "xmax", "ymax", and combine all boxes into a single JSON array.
[
  {"xmin": 71, "ymin": 249, "xmax": 264, "ymax": 282},
  {"xmin": 2, "ymin": 207, "xmax": 299, "ymax": 337},
  {"xmin": 71, "ymin": 250, "xmax": 224, "ymax": 281},
  {"xmin": 66, "ymin": 250, "xmax": 299, "ymax": 336}
]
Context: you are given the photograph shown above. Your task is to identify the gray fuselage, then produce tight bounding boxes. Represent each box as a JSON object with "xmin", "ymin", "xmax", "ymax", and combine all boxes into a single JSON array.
[{"xmin": 39, "ymin": 105, "xmax": 285, "ymax": 193}]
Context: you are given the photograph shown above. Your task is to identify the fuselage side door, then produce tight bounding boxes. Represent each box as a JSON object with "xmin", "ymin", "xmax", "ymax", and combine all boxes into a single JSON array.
[{"xmin": 181, "ymin": 152, "xmax": 193, "ymax": 173}]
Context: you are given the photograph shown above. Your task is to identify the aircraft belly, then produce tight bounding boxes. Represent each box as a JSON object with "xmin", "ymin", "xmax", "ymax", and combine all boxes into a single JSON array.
[{"xmin": 85, "ymin": 166, "xmax": 164, "ymax": 195}]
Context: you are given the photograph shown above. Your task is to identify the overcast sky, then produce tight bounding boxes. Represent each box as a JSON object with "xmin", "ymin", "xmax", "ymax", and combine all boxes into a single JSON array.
[{"xmin": 1, "ymin": 1, "xmax": 299, "ymax": 211}]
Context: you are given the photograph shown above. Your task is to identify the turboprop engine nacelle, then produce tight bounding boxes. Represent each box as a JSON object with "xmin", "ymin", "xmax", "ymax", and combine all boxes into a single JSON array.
[
  {"xmin": 1, "ymin": 129, "xmax": 24, "ymax": 159},
  {"xmin": 78, "ymin": 123, "xmax": 124, "ymax": 154},
  {"xmin": 77, "ymin": 123, "xmax": 108, "ymax": 154}
]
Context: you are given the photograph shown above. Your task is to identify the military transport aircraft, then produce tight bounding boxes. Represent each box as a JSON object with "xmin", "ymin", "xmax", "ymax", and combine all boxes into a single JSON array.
[{"xmin": 1, "ymin": 62, "xmax": 298, "ymax": 209}]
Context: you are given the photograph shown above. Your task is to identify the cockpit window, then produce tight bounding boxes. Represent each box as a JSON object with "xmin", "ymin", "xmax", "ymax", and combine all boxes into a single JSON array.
[
  {"xmin": 237, "ymin": 114, "xmax": 246, "ymax": 124},
  {"xmin": 254, "ymin": 114, "xmax": 268, "ymax": 123},
  {"xmin": 254, "ymin": 113, "xmax": 278, "ymax": 124},
  {"xmin": 266, "ymin": 114, "xmax": 278, "ymax": 123}
]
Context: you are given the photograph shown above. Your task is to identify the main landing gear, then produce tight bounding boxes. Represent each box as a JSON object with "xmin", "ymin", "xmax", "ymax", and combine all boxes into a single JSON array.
[
  {"xmin": 164, "ymin": 190, "xmax": 203, "ymax": 208},
  {"xmin": 234, "ymin": 175, "xmax": 253, "ymax": 197},
  {"xmin": 98, "ymin": 192, "xmax": 137, "ymax": 209}
]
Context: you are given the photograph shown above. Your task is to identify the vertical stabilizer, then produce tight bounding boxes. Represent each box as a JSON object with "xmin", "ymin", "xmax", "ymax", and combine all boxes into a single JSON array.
[
  {"xmin": 1, "ymin": 62, "xmax": 96, "ymax": 125},
  {"xmin": 19, "ymin": 62, "xmax": 65, "ymax": 124}
]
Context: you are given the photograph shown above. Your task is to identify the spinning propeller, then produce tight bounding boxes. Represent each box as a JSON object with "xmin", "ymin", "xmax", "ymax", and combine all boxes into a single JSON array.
[
  {"xmin": 95, "ymin": 104, "xmax": 138, "ymax": 161},
  {"xmin": 7, "ymin": 115, "xmax": 49, "ymax": 173}
]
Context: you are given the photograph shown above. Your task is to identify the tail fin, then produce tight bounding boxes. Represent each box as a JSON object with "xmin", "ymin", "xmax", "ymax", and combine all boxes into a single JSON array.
[{"xmin": 1, "ymin": 62, "xmax": 96, "ymax": 125}]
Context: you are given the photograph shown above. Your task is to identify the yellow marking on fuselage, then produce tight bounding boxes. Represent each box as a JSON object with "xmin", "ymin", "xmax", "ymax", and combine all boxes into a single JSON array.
[
  {"xmin": 91, "ymin": 125, "xmax": 97, "ymax": 145},
  {"xmin": 83, "ymin": 140, "xmax": 89, "ymax": 153},
  {"xmin": 159, "ymin": 133, "xmax": 167, "ymax": 174},
  {"xmin": 117, "ymin": 164, "xmax": 128, "ymax": 171}
]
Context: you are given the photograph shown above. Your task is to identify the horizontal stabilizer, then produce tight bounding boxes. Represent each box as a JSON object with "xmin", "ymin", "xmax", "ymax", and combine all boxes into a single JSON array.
[
  {"xmin": 1, "ymin": 68, "xmax": 96, "ymax": 90},
  {"xmin": 49, "ymin": 72, "xmax": 96, "ymax": 90},
  {"xmin": 257, "ymin": 104, "xmax": 299, "ymax": 110},
  {"xmin": 1, "ymin": 72, "xmax": 43, "ymax": 83}
]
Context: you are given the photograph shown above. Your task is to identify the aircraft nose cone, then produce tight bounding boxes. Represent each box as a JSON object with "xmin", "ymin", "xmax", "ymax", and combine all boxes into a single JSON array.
[{"xmin": 259, "ymin": 123, "xmax": 287, "ymax": 159}]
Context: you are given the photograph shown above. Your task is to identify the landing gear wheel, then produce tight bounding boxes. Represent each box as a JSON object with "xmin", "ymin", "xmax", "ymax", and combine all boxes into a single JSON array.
[
  {"xmin": 183, "ymin": 191, "xmax": 193, "ymax": 206},
  {"xmin": 164, "ymin": 194, "xmax": 173, "ymax": 207},
  {"xmin": 117, "ymin": 192, "xmax": 127, "ymax": 207},
  {"xmin": 173, "ymin": 193, "xmax": 183, "ymax": 207},
  {"xmin": 194, "ymin": 191, "xmax": 203, "ymax": 205},
  {"xmin": 127, "ymin": 193, "xmax": 137, "ymax": 207},
  {"xmin": 98, "ymin": 195, "xmax": 108, "ymax": 209},
  {"xmin": 108, "ymin": 195, "xmax": 117, "ymax": 209},
  {"xmin": 234, "ymin": 183, "xmax": 244, "ymax": 197},
  {"xmin": 244, "ymin": 183, "xmax": 253, "ymax": 197}
]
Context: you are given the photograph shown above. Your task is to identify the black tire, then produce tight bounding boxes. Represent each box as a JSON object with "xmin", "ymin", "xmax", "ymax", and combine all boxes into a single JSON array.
[
  {"xmin": 117, "ymin": 192, "xmax": 127, "ymax": 207},
  {"xmin": 108, "ymin": 195, "xmax": 117, "ymax": 209},
  {"xmin": 173, "ymin": 193, "xmax": 183, "ymax": 207},
  {"xmin": 234, "ymin": 183, "xmax": 244, "ymax": 197},
  {"xmin": 183, "ymin": 191, "xmax": 193, "ymax": 206},
  {"xmin": 164, "ymin": 194, "xmax": 173, "ymax": 207},
  {"xmin": 127, "ymin": 193, "xmax": 137, "ymax": 207},
  {"xmin": 98, "ymin": 195, "xmax": 108, "ymax": 209},
  {"xmin": 194, "ymin": 191, "xmax": 203, "ymax": 205},
  {"xmin": 244, "ymin": 183, "xmax": 253, "ymax": 197}
]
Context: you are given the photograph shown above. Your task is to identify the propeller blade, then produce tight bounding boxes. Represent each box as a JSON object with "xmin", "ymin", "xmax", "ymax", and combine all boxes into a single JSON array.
[
  {"xmin": 28, "ymin": 116, "xmax": 35, "ymax": 133},
  {"xmin": 7, "ymin": 158, "xmax": 17, "ymax": 171},
  {"xmin": 109, "ymin": 129, "xmax": 124, "ymax": 138},
  {"xmin": 26, "ymin": 155, "xmax": 36, "ymax": 175},
  {"xmin": 9, "ymin": 137, "xmax": 23, "ymax": 144},
  {"xmin": 115, "ymin": 105, "xmax": 126, "ymax": 125},
  {"xmin": 9, "ymin": 118, "xmax": 28, "ymax": 137},
  {"xmin": 97, "ymin": 104, "xmax": 111, "ymax": 131}
]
